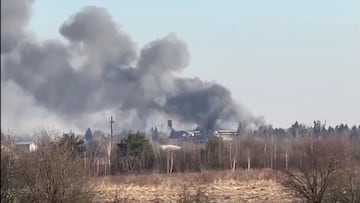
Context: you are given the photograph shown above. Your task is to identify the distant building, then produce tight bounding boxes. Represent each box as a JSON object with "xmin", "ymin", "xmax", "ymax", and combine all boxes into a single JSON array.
[
  {"xmin": 168, "ymin": 120, "xmax": 194, "ymax": 140},
  {"xmin": 169, "ymin": 131, "xmax": 209, "ymax": 143},
  {"xmin": 213, "ymin": 130, "xmax": 238, "ymax": 141},
  {"xmin": 15, "ymin": 141, "xmax": 37, "ymax": 152},
  {"xmin": 169, "ymin": 130, "xmax": 194, "ymax": 139},
  {"xmin": 166, "ymin": 120, "xmax": 239, "ymax": 143}
]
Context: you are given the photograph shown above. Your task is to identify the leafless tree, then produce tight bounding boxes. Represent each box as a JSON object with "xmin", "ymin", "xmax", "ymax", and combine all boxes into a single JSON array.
[
  {"xmin": 1, "ymin": 143, "xmax": 16, "ymax": 203},
  {"xmin": 282, "ymin": 138, "xmax": 347, "ymax": 203},
  {"xmin": 328, "ymin": 147, "xmax": 360, "ymax": 203},
  {"xmin": 12, "ymin": 139, "xmax": 95, "ymax": 203}
]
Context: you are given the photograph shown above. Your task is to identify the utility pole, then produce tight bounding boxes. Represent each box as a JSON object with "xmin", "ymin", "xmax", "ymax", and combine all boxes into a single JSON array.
[
  {"xmin": 106, "ymin": 115, "xmax": 115, "ymax": 175},
  {"xmin": 110, "ymin": 116, "xmax": 114, "ymax": 145}
]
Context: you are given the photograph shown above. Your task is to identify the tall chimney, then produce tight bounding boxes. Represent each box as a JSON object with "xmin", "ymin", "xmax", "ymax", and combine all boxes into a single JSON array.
[{"xmin": 168, "ymin": 120, "xmax": 173, "ymax": 129}]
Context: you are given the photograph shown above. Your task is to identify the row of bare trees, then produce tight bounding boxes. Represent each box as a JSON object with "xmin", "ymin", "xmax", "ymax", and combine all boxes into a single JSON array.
[{"xmin": 100, "ymin": 131, "xmax": 359, "ymax": 175}]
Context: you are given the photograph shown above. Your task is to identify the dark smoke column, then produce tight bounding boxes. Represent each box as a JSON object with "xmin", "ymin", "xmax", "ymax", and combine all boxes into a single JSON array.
[{"xmin": 1, "ymin": 1, "xmax": 264, "ymax": 132}]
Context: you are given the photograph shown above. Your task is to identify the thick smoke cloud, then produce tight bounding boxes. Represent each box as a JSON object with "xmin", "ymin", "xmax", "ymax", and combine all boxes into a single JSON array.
[
  {"xmin": 164, "ymin": 84, "xmax": 241, "ymax": 131},
  {"xmin": 60, "ymin": 6, "xmax": 137, "ymax": 73},
  {"xmin": 1, "ymin": 1, "xmax": 264, "ymax": 134},
  {"xmin": 1, "ymin": 0, "xmax": 33, "ymax": 53},
  {"xmin": 1, "ymin": 80, "xmax": 81, "ymax": 134}
]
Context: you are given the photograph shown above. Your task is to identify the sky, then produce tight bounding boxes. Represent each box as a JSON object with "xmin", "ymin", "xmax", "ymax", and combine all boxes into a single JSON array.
[{"xmin": 27, "ymin": 0, "xmax": 360, "ymax": 128}]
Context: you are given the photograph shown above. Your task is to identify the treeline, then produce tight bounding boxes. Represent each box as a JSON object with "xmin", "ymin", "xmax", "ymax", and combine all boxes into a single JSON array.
[
  {"xmin": 113, "ymin": 121, "xmax": 359, "ymax": 174},
  {"xmin": 1, "ymin": 120, "xmax": 360, "ymax": 203},
  {"xmin": 253, "ymin": 121, "xmax": 360, "ymax": 140},
  {"xmin": 2, "ymin": 121, "xmax": 360, "ymax": 175}
]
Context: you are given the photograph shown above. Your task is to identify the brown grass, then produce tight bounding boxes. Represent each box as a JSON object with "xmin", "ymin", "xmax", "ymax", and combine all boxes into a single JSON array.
[{"xmin": 92, "ymin": 170, "xmax": 302, "ymax": 203}]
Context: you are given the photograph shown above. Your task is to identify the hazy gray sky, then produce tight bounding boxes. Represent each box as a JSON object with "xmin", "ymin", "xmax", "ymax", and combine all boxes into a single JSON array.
[{"xmin": 28, "ymin": 0, "xmax": 360, "ymax": 128}]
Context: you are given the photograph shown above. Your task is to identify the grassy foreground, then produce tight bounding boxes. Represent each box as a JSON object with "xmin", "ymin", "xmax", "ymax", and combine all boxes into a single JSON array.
[{"xmin": 92, "ymin": 170, "xmax": 303, "ymax": 203}]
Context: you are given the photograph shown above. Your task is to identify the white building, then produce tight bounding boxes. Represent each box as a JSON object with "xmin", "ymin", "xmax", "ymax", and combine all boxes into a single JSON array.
[
  {"xmin": 213, "ymin": 130, "xmax": 238, "ymax": 141},
  {"xmin": 15, "ymin": 141, "xmax": 38, "ymax": 152}
]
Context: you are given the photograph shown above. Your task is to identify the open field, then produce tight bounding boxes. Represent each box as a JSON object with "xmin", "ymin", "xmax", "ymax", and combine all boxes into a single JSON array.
[{"xmin": 93, "ymin": 170, "xmax": 303, "ymax": 203}]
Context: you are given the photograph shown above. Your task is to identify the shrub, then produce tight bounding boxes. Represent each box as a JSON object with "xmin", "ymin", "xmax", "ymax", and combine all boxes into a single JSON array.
[
  {"xmin": 12, "ymin": 140, "xmax": 94, "ymax": 203},
  {"xmin": 1, "ymin": 146, "xmax": 16, "ymax": 203},
  {"xmin": 178, "ymin": 185, "xmax": 210, "ymax": 203},
  {"xmin": 281, "ymin": 138, "xmax": 349, "ymax": 203}
]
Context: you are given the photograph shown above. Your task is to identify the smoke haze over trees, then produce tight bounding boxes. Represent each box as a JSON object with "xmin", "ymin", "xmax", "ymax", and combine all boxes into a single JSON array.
[{"xmin": 1, "ymin": 0, "xmax": 264, "ymax": 134}]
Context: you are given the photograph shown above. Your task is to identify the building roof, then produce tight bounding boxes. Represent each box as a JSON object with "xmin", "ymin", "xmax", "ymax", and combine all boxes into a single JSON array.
[
  {"xmin": 160, "ymin": 144, "xmax": 182, "ymax": 151},
  {"xmin": 15, "ymin": 141, "xmax": 35, "ymax": 145}
]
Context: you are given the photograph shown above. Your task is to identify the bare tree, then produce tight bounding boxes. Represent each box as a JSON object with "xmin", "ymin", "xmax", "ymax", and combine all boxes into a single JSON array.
[
  {"xmin": 1, "ymin": 143, "xmax": 16, "ymax": 203},
  {"xmin": 328, "ymin": 147, "xmax": 360, "ymax": 203},
  {"xmin": 12, "ymin": 139, "xmax": 94, "ymax": 203},
  {"xmin": 282, "ymin": 138, "xmax": 347, "ymax": 203}
]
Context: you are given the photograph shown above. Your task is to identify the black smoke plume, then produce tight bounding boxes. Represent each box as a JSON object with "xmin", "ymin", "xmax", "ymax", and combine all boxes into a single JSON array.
[{"xmin": 1, "ymin": 0, "xmax": 264, "ymax": 134}]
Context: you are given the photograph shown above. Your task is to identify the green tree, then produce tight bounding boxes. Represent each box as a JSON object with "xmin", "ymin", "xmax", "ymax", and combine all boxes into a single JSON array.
[
  {"xmin": 236, "ymin": 123, "xmax": 244, "ymax": 136},
  {"xmin": 117, "ymin": 132, "xmax": 155, "ymax": 172},
  {"xmin": 290, "ymin": 121, "xmax": 300, "ymax": 138},
  {"xmin": 151, "ymin": 127, "xmax": 160, "ymax": 141},
  {"xmin": 350, "ymin": 125, "xmax": 359, "ymax": 140},
  {"xmin": 59, "ymin": 133, "xmax": 86, "ymax": 158},
  {"xmin": 313, "ymin": 120, "xmax": 323, "ymax": 136},
  {"xmin": 204, "ymin": 136, "xmax": 227, "ymax": 169},
  {"xmin": 84, "ymin": 128, "xmax": 93, "ymax": 143}
]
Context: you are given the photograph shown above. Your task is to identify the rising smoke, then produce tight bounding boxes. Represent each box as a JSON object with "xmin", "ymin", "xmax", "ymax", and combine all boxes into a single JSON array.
[{"xmin": 1, "ymin": 0, "xmax": 264, "ymax": 134}]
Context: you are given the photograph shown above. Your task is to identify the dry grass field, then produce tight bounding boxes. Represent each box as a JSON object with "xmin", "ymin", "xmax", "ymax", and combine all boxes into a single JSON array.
[{"xmin": 93, "ymin": 170, "xmax": 303, "ymax": 203}]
